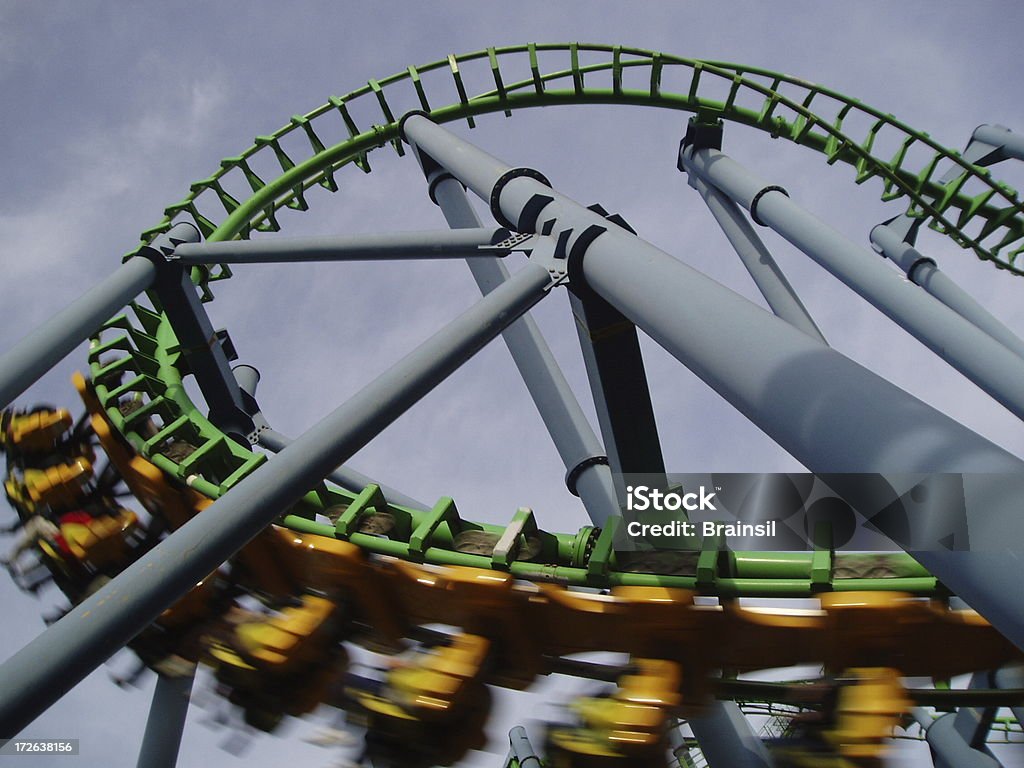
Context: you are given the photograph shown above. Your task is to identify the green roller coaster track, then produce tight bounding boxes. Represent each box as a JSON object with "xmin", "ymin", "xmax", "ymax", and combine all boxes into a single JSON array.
[{"xmin": 89, "ymin": 42, "xmax": 1024, "ymax": 599}]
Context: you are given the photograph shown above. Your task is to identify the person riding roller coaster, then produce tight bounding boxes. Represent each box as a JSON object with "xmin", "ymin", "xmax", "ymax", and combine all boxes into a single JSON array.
[
  {"xmin": 1, "ymin": 405, "xmax": 145, "ymax": 594},
  {"xmin": 0, "ymin": 405, "xmax": 92, "ymax": 469}
]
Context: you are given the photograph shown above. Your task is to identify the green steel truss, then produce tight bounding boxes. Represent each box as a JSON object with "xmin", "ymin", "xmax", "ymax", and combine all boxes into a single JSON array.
[{"xmin": 133, "ymin": 43, "xmax": 1024, "ymax": 286}]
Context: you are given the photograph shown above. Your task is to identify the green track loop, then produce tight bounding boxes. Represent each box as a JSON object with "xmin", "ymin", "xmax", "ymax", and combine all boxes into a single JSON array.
[
  {"xmin": 97, "ymin": 43, "xmax": 1024, "ymax": 597},
  {"xmin": 132, "ymin": 43, "xmax": 1024, "ymax": 278}
]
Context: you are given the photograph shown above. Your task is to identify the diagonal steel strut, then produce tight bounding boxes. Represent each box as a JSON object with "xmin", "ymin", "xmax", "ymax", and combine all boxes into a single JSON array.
[
  {"xmin": 414, "ymin": 153, "xmax": 621, "ymax": 525},
  {"xmin": 0, "ymin": 258, "xmax": 556, "ymax": 736},
  {"xmin": 400, "ymin": 114, "xmax": 1024, "ymax": 656}
]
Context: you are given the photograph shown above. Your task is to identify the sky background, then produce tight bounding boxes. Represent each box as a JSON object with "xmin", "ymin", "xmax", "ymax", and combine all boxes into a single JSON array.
[{"xmin": 1, "ymin": 2, "xmax": 1023, "ymax": 766}]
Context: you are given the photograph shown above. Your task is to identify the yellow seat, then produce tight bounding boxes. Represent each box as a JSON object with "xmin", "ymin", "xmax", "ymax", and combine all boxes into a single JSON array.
[
  {"xmin": 390, "ymin": 667, "xmax": 462, "ymax": 699},
  {"xmin": 355, "ymin": 690, "xmax": 418, "ymax": 721},
  {"xmin": 2, "ymin": 408, "xmax": 72, "ymax": 453},
  {"xmin": 421, "ymin": 634, "xmax": 491, "ymax": 678},
  {"xmin": 24, "ymin": 457, "xmax": 93, "ymax": 510},
  {"xmin": 548, "ymin": 726, "xmax": 622, "ymax": 758},
  {"xmin": 618, "ymin": 658, "xmax": 682, "ymax": 706},
  {"xmin": 422, "ymin": 652, "xmax": 478, "ymax": 679},
  {"xmin": 207, "ymin": 640, "xmax": 257, "ymax": 671},
  {"xmin": 574, "ymin": 698, "xmax": 664, "ymax": 731},
  {"xmin": 824, "ymin": 668, "xmax": 909, "ymax": 761},
  {"xmin": 62, "ymin": 509, "xmax": 137, "ymax": 569},
  {"xmin": 232, "ymin": 595, "xmax": 337, "ymax": 670}
]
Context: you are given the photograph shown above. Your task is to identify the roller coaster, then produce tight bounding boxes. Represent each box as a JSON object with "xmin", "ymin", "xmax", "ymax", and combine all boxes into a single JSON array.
[{"xmin": 2, "ymin": 43, "xmax": 1024, "ymax": 767}]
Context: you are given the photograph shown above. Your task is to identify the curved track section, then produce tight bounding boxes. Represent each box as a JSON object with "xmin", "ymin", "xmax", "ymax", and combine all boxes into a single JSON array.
[{"xmin": 135, "ymin": 43, "xmax": 1024, "ymax": 281}]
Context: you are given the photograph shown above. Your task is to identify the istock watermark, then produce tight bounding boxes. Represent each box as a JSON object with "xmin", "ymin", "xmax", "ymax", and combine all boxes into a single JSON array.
[
  {"xmin": 625, "ymin": 485, "xmax": 718, "ymax": 512},
  {"xmin": 614, "ymin": 472, "xmax": 1024, "ymax": 552}
]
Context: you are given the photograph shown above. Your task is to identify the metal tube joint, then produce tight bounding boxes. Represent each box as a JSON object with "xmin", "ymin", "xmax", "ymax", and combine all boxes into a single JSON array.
[
  {"xmin": 967, "ymin": 123, "xmax": 1024, "ymax": 166},
  {"xmin": 564, "ymin": 454, "xmax": 610, "ymax": 497},
  {"xmin": 136, "ymin": 222, "xmax": 202, "ymax": 264},
  {"xmin": 869, "ymin": 223, "xmax": 936, "ymax": 282},
  {"xmin": 677, "ymin": 115, "xmax": 724, "ymax": 168},
  {"xmin": 404, "ymin": 114, "xmax": 599, "ymax": 286},
  {"xmin": 679, "ymin": 140, "xmax": 790, "ymax": 228}
]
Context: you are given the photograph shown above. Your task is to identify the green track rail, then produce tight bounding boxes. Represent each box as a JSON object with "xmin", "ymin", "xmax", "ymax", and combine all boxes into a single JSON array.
[
  {"xmin": 132, "ymin": 43, "xmax": 1024, "ymax": 280},
  {"xmin": 94, "ymin": 42, "xmax": 1024, "ymax": 598},
  {"xmin": 88, "ymin": 300, "xmax": 942, "ymax": 597}
]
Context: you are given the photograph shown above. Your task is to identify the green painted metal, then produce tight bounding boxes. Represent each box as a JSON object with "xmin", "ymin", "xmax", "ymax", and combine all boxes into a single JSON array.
[
  {"xmin": 491, "ymin": 507, "xmax": 536, "ymax": 569},
  {"xmin": 89, "ymin": 42, "xmax": 1024, "ymax": 599},
  {"xmin": 334, "ymin": 483, "xmax": 388, "ymax": 538},
  {"xmin": 129, "ymin": 43, "xmax": 1024, "ymax": 283}
]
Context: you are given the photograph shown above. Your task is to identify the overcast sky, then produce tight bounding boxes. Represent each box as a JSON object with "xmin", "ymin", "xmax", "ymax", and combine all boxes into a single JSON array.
[{"xmin": 1, "ymin": 2, "xmax": 1023, "ymax": 766}]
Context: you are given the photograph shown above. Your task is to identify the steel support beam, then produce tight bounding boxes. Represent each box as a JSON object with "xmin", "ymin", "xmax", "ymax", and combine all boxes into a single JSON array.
[
  {"xmin": 952, "ymin": 673, "xmax": 997, "ymax": 752},
  {"xmin": 690, "ymin": 174, "xmax": 826, "ymax": 344},
  {"xmin": 871, "ymin": 223, "xmax": 1024, "ymax": 361},
  {"xmin": 413, "ymin": 119, "xmax": 668, "ymax": 500},
  {"xmin": 0, "ymin": 260, "xmax": 554, "ymax": 736},
  {"xmin": 688, "ymin": 702, "xmax": 774, "ymax": 768},
  {"xmin": 145, "ymin": 225, "xmax": 252, "ymax": 438},
  {"xmin": 914, "ymin": 709, "xmax": 1003, "ymax": 768},
  {"xmin": 568, "ymin": 286, "xmax": 667, "ymax": 484},
  {"xmin": 257, "ymin": 426, "xmax": 429, "ymax": 511},
  {"xmin": 971, "ymin": 124, "xmax": 1024, "ymax": 163},
  {"xmin": 668, "ymin": 723, "xmax": 697, "ymax": 767},
  {"xmin": 508, "ymin": 726, "xmax": 542, "ymax": 768},
  {"xmin": 172, "ymin": 227, "xmax": 516, "ymax": 265},
  {"xmin": 424, "ymin": 168, "xmax": 620, "ymax": 525},
  {"xmin": 231, "ymin": 363, "xmax": 261, "ymax": 400},
  {"xmin": 408, "ymin": 118, "xmax": 672, "ymax": 490},
  {"xmin": 400, "ymin": 114, "xmax": 1024, "ymax": 652},
  {"xmin": 401, "ymin": 116, "xmax": 1019, "ymax": 470},
  {"xmin": 682, "ymin": 146, "xmax": 1024, "ymax": 424},
  {"xmin": 992, "ymin": 665, "xmax": 1024, "ymax": 729},
  {"xmin": 0, "ymin": 255, "xmax": 156, "ymax": 410},
  {"xmin": 135, "ymin": 669, "xmax": 195, "ymax": 768}
]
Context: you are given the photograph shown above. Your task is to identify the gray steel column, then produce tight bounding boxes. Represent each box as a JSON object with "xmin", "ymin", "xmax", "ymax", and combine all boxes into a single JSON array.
[
  {"xmin": 258, "ymin": 427, "xmax": 428, "ymax": 511},
  {"xmin": 232, "ymin": 364, "xmax": 261, "ymax": 399},
  {"xmin": 508, "ymin": 726, "xmax": 541, "ymax": 768},
  {"xmin": 683, "ymin": 147, "xmax": 1024, "ymax": 424},
  {"xmin": 567, "ymin": 287, "xmax": 667, "ymax": 486},
  {"xmin": 147, "ymin": 225, "xmax": 251, "ymax": 438},
  {"xmin": 972, "ymin": 125, "xmax": 1024, "ymax": 163},
  {"xmin": 688, "ymin": 702, "xmax": 774, "ymax": 768},
  {"xmin": 871, "ymin": 224, "xmax": 1024, "ymax": 361},
  {"xmin": 668, "ymin": 723, "xmax": 697, "ymax": 767},
  {"xmin": 576, "ymin": 191, "xmax": 1024, "ymax": 647},
  {"xmin": 914, "ymin": 709, "xmax": 1003, "ymax": 768},
  {"xmin": 992, "ymin": 665, "xmax": 1024, "ymax": 728},
  {"xmin": 401, "ymin": 115, "xmax": 1024, "ymax": 652},
  {"xmin": 135, "ymin": 670, "xmax": 195, "ymax": 768},
  {"xmin": 0, "ymin": 260, "xmax": 554, "ymax": 736},
  {"xmin": 414, "ymin": 124, "xmax": 668, "ymax": 507},
  {"xmin": 911, "ymin": 549, "xmax": 1024, "ymax": 654},
  {"xmin": 427, "ymin": 170, "xmax": 620, "ymax": 525},
  {"xmin": 689, "ymin": 174, "xmax": 826, "ymax": 344},
  {"xmin": 0, "ymin": 255, "xmax": 155, "ymax": 410},
  {"xmin": 951, "ymin": 673, "xmax": 996, "ymax": 752},
  {"xmin": 404, "ymin": 117, "xmax": 1020, "ymax": 471},
  {"xmin": 172, "ymin": 227, "xmax": 513, "ymax": 264}
]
